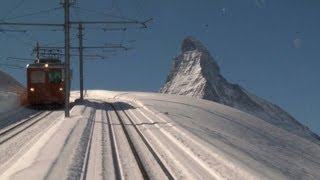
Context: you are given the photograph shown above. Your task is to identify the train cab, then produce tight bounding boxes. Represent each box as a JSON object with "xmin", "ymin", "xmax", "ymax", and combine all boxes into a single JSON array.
[{"xmin": 27, "ymin": 58, "xmax": 65, "ymax": 105}]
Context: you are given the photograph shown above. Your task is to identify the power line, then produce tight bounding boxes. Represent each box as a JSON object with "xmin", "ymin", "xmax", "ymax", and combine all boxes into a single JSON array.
[
  {"xmin": 113, "ymin": 0, "xmax": 124, "ymax": 18},
  {"xmin": 0, "ymin": 19, "xmax": 151, "ymax": 28},
  {"xmin": 42, "ymin": 36, "xmax": 78, "ymax": 46},
  {"xmin": 0, "ymin": 31, "xmax": 33, "ymax": 46},
  {"xmin": 4, "ymin": 7, "xmax": 63, "ymax": 21},
  {"xmin": 0, "ymin": 21, "xmax": 63, "ymax": 26},
  {"xmin": 4, "ymin": 0, "xmax": 26, "ymax": 19},
  {"xmin": 0, "ymin": 63, "xmax": 24, "ymax": 69},
  {"xmin": 1, "ymin": 0, "xmax": 152, "ymax": 117},
  {"xmin": 133, "ymin": 0, "xmax": 146, "ymax": 18},
  {"xmin": 22, "ymin": 31, "xmax": 40, "ymax": 44},
  {"xmin": 71, "ymin": 6, "xmax": 137, "ymax": 21},
  {"xmin": 0, "ymin": 28, "xmax": 26, "ymax": 33},
  {"xmin": 6, "ymin": 57, "xmax": 33, "ymax": 62}
]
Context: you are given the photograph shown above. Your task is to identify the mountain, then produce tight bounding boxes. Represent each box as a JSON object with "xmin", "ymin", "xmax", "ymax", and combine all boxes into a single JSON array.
[
  {"xmin": 0, "ymin": 70, "xmax": 25, "ymax": 94},
  {"xmin": 160, "ymin": 36, "xmax": 320, "ymax": 143},
  {"xmin": 0, "ymin": 70, "xmax": 25, "ymax": 113}
]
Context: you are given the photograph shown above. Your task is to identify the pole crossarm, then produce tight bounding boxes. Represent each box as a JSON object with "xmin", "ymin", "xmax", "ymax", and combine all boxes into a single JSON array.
[
  {"xmin": 34, "ymin": 45, "xmax": 129, "ymax": 50},
  {"xmin": 71, "ymin": 20, "xmax": 141, "ymax": 24},
  {"xmin": 6, "ymin": 57, "xmax": 33, "ymax": 61},
  {"xmin": 0, "ymin": 18, "xmax": 153, "ymax": 28},
  {"xmin": 0, "ymin": 29, "xmax": 27, "ymax": 33},
  {"xmin": 70, "ymin": 18, "xmax": 153, "ymax": 28},
  {"xmin": 0, "ymin": 0, "xmax": 152, "ymax": 117},
  {"xmin": 141, "ymin": 18, "xmax": 153, "ymax": 28},
  {"xmin": 0, "ymin": 21, "xmax": 150, "ymax": 28},
  {"xmin": 0, "ymin": 22, "xmax": 63, "ymax": 27}
]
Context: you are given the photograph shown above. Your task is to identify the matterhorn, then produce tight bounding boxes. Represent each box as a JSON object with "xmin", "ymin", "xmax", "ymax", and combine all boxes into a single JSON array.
[{"xmin": 160, "ymin": 36, "xmax": 319, "ymax": 143}]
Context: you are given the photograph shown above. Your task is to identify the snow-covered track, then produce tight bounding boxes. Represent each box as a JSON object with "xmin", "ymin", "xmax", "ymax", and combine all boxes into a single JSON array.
[
  {"xmin": 104, "ymin": 104, "xmax": 122, "ymax": 180},
  {"xmin": 108, "ymin": 102, "xmax": 174, "ymax": 180},
  {"xmin": 0, "ymin": 111, "xmax": 53, "ymax": 145},
  {"xmin": 79, "ymin": 110, "xmax": 95, "ymax": 180}
]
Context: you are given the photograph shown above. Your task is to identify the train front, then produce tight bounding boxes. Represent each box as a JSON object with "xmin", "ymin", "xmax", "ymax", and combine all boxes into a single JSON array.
[{"xmin": 27, "ymin": 60, "xmax": 65, "ymax": 106}]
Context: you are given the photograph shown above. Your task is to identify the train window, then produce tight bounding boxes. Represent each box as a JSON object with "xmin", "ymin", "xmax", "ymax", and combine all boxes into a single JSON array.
[
  {"xmin": 30, "ymin": 71, "xmax": 45, "ymax": 83},
  {"xmin": 61, "ymin": 69, "xmax": 65, "ymax": 81},
  {"xmin": 49, "ymin": 70, "xmax": 62, "ymax": 83}
]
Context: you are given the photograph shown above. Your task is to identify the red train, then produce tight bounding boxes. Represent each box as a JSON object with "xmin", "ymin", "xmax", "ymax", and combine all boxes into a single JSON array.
[{"xmin": 26, "ymin": 58, "xmax": 65, "ymax": 105}]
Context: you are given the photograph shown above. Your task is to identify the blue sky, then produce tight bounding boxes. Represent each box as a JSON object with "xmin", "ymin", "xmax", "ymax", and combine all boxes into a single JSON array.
[{"xmin": 0, "ymin": 0, "xmax": 319, "ymax": 134}]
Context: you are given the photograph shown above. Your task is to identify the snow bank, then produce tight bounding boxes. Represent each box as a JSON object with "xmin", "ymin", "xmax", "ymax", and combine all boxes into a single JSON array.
[
  {"xmin": 0, "ymin": 91, "xmax": 20, "ymax": 114},
  {"xmin": 0, "ymin": 70, "xmax": 25, "ymax": 114}
]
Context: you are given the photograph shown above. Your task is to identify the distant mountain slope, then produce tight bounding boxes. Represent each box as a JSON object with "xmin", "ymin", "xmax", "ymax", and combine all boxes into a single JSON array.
[
  {"xmin": 160, "ymin": 36, "xmax": 320, "ymax": 143},
  {"xmin": 0, "ymin": 70, "xmax": 25, "ymax": 113},
  {"xmin": 0, "ymin": 70, "xmax": 25, "ymax": 94}
]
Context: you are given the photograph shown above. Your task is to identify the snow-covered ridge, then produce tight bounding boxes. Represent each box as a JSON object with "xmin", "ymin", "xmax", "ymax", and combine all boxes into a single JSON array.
[
  {"xmin": 0, "ymin": 70, "xmax": 25, "ymax": 114},
  {"xmin": 160, "ymin": 36, "xmax": 320, "ymax": 143},
  {"xmin": 1, "ymin": 90, "xmax": 320, "ymax": 179},
  {"xmin": 0, "ymin": 70, "xmax": 24, "ymax": 94}
]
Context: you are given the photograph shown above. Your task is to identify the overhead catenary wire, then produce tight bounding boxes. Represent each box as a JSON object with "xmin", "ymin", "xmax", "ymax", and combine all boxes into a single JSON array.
[
  {"xmin": 1, "ymin": 0, "xmax": 152, "ymax": 112},
  {"xmin": 4, "ymin": 7, "xmax": 63, "ymax": 21},
  {"xmin": 6, "ymin": 57, "xmax": 33, "ymax": 62},
  {"xmin": 113, "ymin": 0, "xmax": 128, "ymax": 45},
  {"xmin": 1, "ymin": 4, "xmax": 63, "ymax": 47},
  {"xmin": 3, "ymin": 0, "xmax": 26, "ymax": 19},
  {"xmin": 71, "ymin": 6, "xmax": 137, "ymax": 22},
  {"xmin": 42, "ymin": 36, "xmax": 78, "ymax": 47},
  {"xmin": 0, "ymin": 63, "xmax": 24, "ymax": 69},
  {"xmin": 0, "ymin": 30, "xmax": 34, "ymax": 47},
  {"xmin": 133, "ymin": 0, "xmax": 147, "ymax": 18},
  {"xmin": 0, "ymin": 28, "xmax": 26, "ymax": 33}
]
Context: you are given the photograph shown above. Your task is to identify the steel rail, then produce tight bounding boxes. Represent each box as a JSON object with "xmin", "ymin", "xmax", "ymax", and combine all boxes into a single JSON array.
[
  {"xmin": 0, "ymin": 111, "xmax": 53, "ymax": 145},
  {"xmin": 108, "ymin": 103, "xmax": 174, "ymax": 180},
  {"xmin": 108, "ymin": 103, "xmax": 149, "ymax": 179}
]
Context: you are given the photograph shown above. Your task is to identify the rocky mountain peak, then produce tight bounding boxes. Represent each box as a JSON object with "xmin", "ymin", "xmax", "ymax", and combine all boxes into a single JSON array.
[
  {"xmin": 160, "ymin": 36, "xmax": 320, "ymax": 143},
  {"xmin": 182, "ymin": 36, "xmax": 206, "ymax": 52}
]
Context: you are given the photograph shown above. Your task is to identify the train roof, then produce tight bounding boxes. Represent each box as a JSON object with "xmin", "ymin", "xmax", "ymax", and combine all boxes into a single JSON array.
[
  {"xmin": 27, "ymin": 63, "xmax": 65, "ymax": 69},
  {"xmin": 36, "ymin": 58, "xmax": 62, "ymax": 64}
]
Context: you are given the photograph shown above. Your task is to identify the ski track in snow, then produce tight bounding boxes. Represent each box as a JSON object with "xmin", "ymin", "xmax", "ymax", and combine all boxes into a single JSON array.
[{"xmin": 0, "ymin": 90, "xmax": 319, "ymax": 180}]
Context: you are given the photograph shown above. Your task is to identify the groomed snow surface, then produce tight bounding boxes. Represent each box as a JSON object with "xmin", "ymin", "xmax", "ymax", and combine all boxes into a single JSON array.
[{"xmin": 0, "ymin": 90, "xmax": 320, "ymax": 180}]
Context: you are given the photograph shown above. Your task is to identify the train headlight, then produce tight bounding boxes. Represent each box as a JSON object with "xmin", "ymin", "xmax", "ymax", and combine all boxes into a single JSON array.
[
  {"xmin": 30, "ymin": 87, "xmax": 35, "ymax": 92},
  {"xmin": 59, "ymin": 87, "xmax": 63, "ymax": 91}
]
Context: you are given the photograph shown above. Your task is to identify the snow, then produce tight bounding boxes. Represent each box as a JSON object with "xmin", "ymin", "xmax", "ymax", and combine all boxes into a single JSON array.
[
  {"xmin": 0, "ymin": 91, "xmax": 20, "ymax": 115},
  {"xmin": 160, "ymin": 36, "xmax": 320, "ymax": 144},
  {"xmin": 0, "ymin": 70, "xmax": 25, "ymax": 115},
  {"xmin": 1, "ymin": 90, "xmax": 319, "ymax": 179}
]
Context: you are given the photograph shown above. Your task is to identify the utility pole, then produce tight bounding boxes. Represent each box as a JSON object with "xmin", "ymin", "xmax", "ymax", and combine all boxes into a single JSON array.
[
  {"xmin": 78, "ymin": 23, "xmax": 84, "ymax": 100},
  {"xmin": 0, "ymin": 2, "xmax": 152, "ymax": 118},
  {"xmin": 64, "ymin": 0, "xmax": 71, "ymax": 117}
]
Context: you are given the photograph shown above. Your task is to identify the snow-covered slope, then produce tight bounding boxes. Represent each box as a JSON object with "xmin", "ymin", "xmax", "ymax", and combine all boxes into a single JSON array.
[
  {"xmin": 1, "ymin": 90, "xmax": 320, "ymax": 179},
  {"xmin": 0, "ymin": 70, "xmax": 24, "ymax": 93},
  {"xmin": 0, "ymin": 70, "xmax": 25, "ymax": 114},
  {"xmin": 160, "ymin": 36, "xmax": 320, "ymax": 143}
]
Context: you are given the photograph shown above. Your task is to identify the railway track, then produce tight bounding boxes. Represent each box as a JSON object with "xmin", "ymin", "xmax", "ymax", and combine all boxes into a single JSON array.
[
  {"xmin": 0, "ymin": 111, "xmax": 53, "ymax": 145},
  {"xmin": 76, "ymin": 101, "xmax": 174, "ymax": 180},
  {"xmin": 0, "ymin": 99, "xmax": 234, "ymax": 179},
  {"xmin": 106, "ymin": 102, "xmax": 174, "ymax": 180}
]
